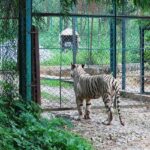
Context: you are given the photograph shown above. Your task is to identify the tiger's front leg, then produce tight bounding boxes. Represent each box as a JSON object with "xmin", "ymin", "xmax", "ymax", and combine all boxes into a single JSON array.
[
  {"xmin": 76, "ymin": 97, "xmax": 84, "ymax": 120},
  {"xmin": 84, "ymin": 99, "xmax": 91, "ymax": 119}
]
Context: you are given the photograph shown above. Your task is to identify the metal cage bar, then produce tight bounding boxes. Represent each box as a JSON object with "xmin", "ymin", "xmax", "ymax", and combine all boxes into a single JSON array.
[
  {"xmin": 122, "ymin": 0, "xmax": 126, "ymax": 90},
  {"xmin": 31, "ymin": 26, "xmax": 41, "ymax": 104},
  {"xmin": 140, "ymin": 26, "xmax": 150, "ymax": 94},
  {"xmin": 18, "ymin": 0, "xmax": 32, "ymax": 101},
  {"xmin": 32, "ymin": 13, "xmax": 150, "ymax": 20}
]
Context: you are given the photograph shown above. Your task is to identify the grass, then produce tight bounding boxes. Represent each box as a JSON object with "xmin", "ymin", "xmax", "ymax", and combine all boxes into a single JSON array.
[
  {"xmin": 41, "ymin": 79, "xmax": 73, "ymax": 102},
  {"xmin": 41, "ymin": 50, "xmax": 111, "ymax": 66},
  {"xmin": 41, "ymin": 92, "xmax": 60, "ymax": 101},
  {"xmin": 41, "ymin": 79, "xmax": 72, "ymax": 88},
  {"xmin": 41, "ymin": 91, "xmax": 68, "ymax": 102},
  {"xmin": 40, "ymin": 48, "xmax": 142, "ymax": 67},
  {"xmin": 40, "ymin": 50, "xmax": 73, "ymax": 66}
]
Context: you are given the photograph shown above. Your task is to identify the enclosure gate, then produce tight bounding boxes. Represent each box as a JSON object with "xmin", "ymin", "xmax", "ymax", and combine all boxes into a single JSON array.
[
  {"xmin": 34, "ymin": 15, "xmax": 114, "ymax": 110},
  {"xmin": 140, "ymin": 26, "xmax": 150, "ymax": 94},
  {"xmin": 32, "ymin": 1, "xmax": 150, "ymax": 110}
]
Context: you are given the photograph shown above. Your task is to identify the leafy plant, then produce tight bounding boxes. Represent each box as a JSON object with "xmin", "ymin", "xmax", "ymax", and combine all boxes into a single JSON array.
[{"xmin": 0, "ymin": 94, "xmax": 93, "ymax": 150}]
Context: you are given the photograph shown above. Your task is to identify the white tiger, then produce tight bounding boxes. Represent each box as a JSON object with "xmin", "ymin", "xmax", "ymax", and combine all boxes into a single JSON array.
[{"xmin": 71, "ymin": 64, "xmax": 124, "ymax": 126}]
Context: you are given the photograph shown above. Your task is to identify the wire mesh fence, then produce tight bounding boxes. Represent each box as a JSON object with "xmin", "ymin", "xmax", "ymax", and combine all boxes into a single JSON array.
[
  {"xmin": 0, "ymin": 0, "xmax": 149, "ymax": 110},
  {"xmin": 0, "ymin": 18, "xmax": 18, "ymax": 99},
  {"xmin": 32, "ymin": 2, "xmax": 150, "ymax": 108},
  {"xmin": 35, "ymin": 14, "xmax": 150, "ymax": 109}
]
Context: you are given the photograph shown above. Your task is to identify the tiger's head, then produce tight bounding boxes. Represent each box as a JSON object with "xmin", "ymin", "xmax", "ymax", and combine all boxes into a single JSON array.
[{"xmin": 70, "ymin": 64, "xmax": 85, "ymax": 79}]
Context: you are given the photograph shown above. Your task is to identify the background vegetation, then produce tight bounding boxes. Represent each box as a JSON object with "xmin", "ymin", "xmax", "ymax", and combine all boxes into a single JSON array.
[
  {"xmin": 38, "ymin": 18, "xmax": 145, "ymax": 66},
  {"xmin": 33, "ymin": 0, "xmax": 150, "ymax": 66}
]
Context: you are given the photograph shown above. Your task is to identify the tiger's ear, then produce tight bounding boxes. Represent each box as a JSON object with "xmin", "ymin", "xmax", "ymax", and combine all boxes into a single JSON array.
[
  {"xmin": 81, "ymin": 64, "xmax": 85, "ymax": 68},
  {"xmin": 71, "ymin": 63, "xmax": 76, "ymax": 69}
]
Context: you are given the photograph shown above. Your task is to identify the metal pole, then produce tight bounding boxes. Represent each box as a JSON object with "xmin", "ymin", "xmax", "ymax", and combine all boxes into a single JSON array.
[
  {"xmin": 140, "ymin": 27, "xmax": 144, "ymax": 93},
  {"xmin": 18, "ymin": 0, "xmax": 32, "ymax": 101},
  {"xmin": 88, "ymin": 17, "xmax": 90, "ymax": 66},
  {"xmin": 26, "ymin": 0, "xmax": 32, "ymax": 101},
  {"xmin": 72, "ymin": 5, "xmax": 77, "ymax": 64},
  {"xmin": 98, "ymin": 18, "xmax": 101, "ymax": 49},
  {"xmin": 32, "ymin": 12, "xmax": 150, "ymax": 20},
  {"xmin": 90, "ymin": 18, "xmax": 93, "ymax": 64},
  {"xmin": 59, "ymin": 16, "xmax": 62, "ymax": 108},
  {"xmin": 31, "ymin": 26, "xmax": 41, "ymax": 104},
  {"xmin": 75, "ymin": 6, "xmax": 78, "ymax": 32},
  {"xmin": 113, "ymin": 0, "xmax": 117, "ymax": 78},
  {"xmin": 110, "ymin": 17, "xmax": 114, "ymax": 73},
  {"xmin": 122, "ymin": 0, "xmax": 126, "ymax": 90},
  {"xmin": 86, "ymin": 1, "xmax": 90, "ymax": 67}
]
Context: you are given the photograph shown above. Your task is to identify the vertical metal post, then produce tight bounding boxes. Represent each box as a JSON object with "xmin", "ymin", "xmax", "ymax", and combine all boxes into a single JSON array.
[
  {"xmin": 31, "ymin": 26, "xmax": 41, "ymax": 104},
  {"xmin": 98, "ymin": 18, "xmax": 101, "ymax": 49},
  {"xmin": 75, "ymin": 7, "xmax": 78, "ymax": 32},
  {"xmin": 87, "ymin": 17, "xmax": 90, "ymax": 66},
  {"xmin": 113, "ymin": 0, "xmax": 117, "ymax": 78},
  {"xmin": 59, "ymin": 16, "xmax": 63, "ymax": 108},
  {"xmin": 90, "ymin": 18, "xmax": 94, "ymax": 64},
  {"xmin": 140, "ymin": 27, "xmax": 144, "ymax": 93},
  {"xmin": 26, "ymin": 0, "xmax": 32, "ymax": 100},
  {"xmin": 72, "ymin": 5, "xmax": 77, "ymax": 64},
  {"xmin": 19, "ymin": 0, "xmax": 32, "ymax": 101},
  {"xmin": 122, "ymin": 0, "xmax": 126, "ymax": 90},
  {"xmin": 110, "ymin": 18, "xmax": 114, "ymax": 73}
]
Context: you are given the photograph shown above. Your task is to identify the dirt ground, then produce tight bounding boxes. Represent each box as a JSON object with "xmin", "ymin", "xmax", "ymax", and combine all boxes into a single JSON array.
[
  {"xmin": 40, "ymin": 64, "xmax": 150, "ymax": 149},
  {"xmin": 42, "ymin": 98, "xmax": 150, "ymax": 150}
]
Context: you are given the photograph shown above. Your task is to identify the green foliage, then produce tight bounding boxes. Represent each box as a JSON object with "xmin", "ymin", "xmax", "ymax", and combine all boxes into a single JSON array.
[
  {"xmin": 2, "ymin": 60, "xmax": 17, "ymax": 71},
  {"xmin": 144, "ymin": 29, "xmax": 150, "ymax": 66},
  {"xmin": 133, "ymin": 0, "xmax": 150, "ymax": 10},
  {"xmin": 126, "ymin": 50, "xmax": 140, "ymax": 63},
  {"xmin": 60, "ymin": 0, "xmax": 77, "ymax": 14},
  {"xmin": 48, "ymin": 117, "xmax": 74, "ymax": 129},
  {"xmin": 0, "ymin": 0, "xmax": 18, "ymax": 41},
  {"xmin": 0, "ymin": 69, "xmax": 93, "ymax": 150},
  {"xmin": 38, "ymin": 18, "xmax": 143, "ymax": 66},
  {"xmin": 144, "ymin": 50, "xmax": 150, "ymax": 67},
  {"xmin": 0, "ymin": 95, "xmax": 93, "ymax": 150},
  {"xmin": 41, "ymin": 50, "xmax": 111, "ymax": 66}
]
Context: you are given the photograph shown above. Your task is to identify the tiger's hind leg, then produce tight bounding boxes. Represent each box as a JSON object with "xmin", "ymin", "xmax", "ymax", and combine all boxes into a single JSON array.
[
  {"xmin": 76, "ymin": 97, "xmax": 84, "ymax": 120},
  {"xmin": 84, "ymin": 99, "xmax": 91, "ymax": 119},
  {"xmin": 102, "ymin": 93, "xmax": 113, "ymax": 125}
]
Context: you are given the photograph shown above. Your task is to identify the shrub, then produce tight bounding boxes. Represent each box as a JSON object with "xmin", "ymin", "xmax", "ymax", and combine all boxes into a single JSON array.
[{"xmin": 0, "ymin": 95, "xmax": 94, "ymax": 150}]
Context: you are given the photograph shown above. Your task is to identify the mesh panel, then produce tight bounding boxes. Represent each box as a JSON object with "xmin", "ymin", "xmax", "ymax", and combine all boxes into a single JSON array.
[
  {"xmin": 0, "ymin": 19, "xmax": 18, "ymax": 98},
  {"xmin": 0, "ymin": 0, "xmax": 149, "ymax": 110},
  {"xmin": 37, "ymin": 16, "xmax": 112, "ymax": 109},
  {"xmin": 32, "ymin": 0, "xmax": 150, "ymax": 109}
]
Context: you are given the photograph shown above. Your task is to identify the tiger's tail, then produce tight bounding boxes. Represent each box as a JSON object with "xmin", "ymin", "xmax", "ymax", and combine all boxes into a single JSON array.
[{"xmin": 113, "ymin": 80, "xmax": 125, "ymax": 126}]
